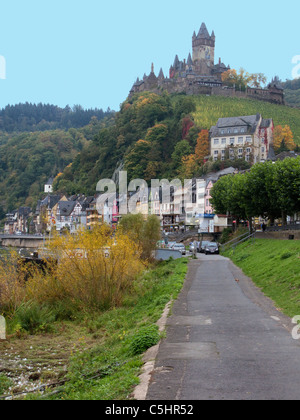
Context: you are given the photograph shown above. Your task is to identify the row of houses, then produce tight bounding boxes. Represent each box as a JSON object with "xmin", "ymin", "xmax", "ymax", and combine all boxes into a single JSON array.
[
  {"xmin": 4, "ymin": 113, "xmax": 298, "ymax": 236},
  {"xmin": 4, "ymin": 167, "xmax": 239, "ymax": 236}
]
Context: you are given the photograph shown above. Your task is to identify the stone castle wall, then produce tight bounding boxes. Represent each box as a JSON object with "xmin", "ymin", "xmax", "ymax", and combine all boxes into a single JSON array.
[{"xmin": 130, "ymin": 78, "xmax": 285, "ymax": 106}]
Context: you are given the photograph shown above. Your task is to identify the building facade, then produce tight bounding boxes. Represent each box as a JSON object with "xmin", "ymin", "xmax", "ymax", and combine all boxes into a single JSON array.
[{"xmin": 209, "ymin": 114, "xmax": 274, "ymax": 164}]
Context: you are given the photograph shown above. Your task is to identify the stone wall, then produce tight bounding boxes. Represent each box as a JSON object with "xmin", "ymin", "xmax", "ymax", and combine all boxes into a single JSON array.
[
  {"xmin": 130, "ymin": 79, "xmax": 285, "ymax": 106},
  {"xmin": 255, "ymin": 231, "xmax": 300, "ymax": 240}
]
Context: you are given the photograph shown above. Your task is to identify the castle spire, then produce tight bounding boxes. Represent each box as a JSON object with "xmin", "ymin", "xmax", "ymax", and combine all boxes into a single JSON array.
[
  {"xmin": 173, "ymin": 55, "xmax": 180, "ymax": 69},
  {"xmin": 158, "ymin": 68, "xmax": 165, "ymax": 79},
  {"xmin": 197, "ymin": 22, "xmax": 210, "ymax": 39}
]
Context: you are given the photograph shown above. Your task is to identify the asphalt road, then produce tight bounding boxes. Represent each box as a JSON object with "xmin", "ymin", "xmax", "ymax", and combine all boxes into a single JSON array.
[{"xmin": 146, "ymin": 254, "xmax": 300, "ymax": 400}]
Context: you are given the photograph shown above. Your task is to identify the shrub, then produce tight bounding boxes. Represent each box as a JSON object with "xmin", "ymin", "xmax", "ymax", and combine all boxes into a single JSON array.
[
  {"xmin": 280, "ymin": 252, "xmax": 293, "ymax": 260},
  {"xmin": 15, "ymin": 301, "xmax": 56, "ymax": 334},
  {"xmin": 129, "ymin": 325, "xmax": 160, "ymax": 355},
  {"xmin": 42, "ymin": 225, "xmax": 144, "ymax": 311},
  {"xmin": 0, "ymin": 251, "xmax": 26, "ymax": 315}
]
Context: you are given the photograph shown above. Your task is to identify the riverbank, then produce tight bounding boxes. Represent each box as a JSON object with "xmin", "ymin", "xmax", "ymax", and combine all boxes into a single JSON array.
[{"xmin": 0, "ymin": 258, "xmax": 188, "ymax": 400}]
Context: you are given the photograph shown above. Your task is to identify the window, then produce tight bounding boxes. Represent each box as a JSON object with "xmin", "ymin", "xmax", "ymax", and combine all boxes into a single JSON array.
[
  {"xmin": 214, "ymin": 150, "xmax": 219, "ymax": 155},
  {"xmin": 220, "ymin": 129, "xmax": 225, "ymax": 135},
  {"xmin": 230, "ymin": 138, "xmax": 235, "ymax": 145},
  {"xmin": 261, "ymin": 147, "xmax": 265, "ymax": 152},
  {"xmin": 214, "ymin": 139, "xmax": 219, "ymax": 145},
  {"xmin": 238, "ymin": 137, "xmax": 243, "ymax": 144},
  {"xmin": 234, "ymin": 128, "xmax": 238, "ymax": 134},
  {"xmin": 228, "ymin": 128, "xmax": 232, "ymax": 134},
  {"xmin": 245, "ymin": 155, "xmax": 250, "ymax": 162},
  {"xmin": 222, "ymin": 138, "xmax": 226, "ymax": 144},
  {"xmin": 241, "ymin": 127, "xmax": 246, "ymax": 133},
  {"xmin": 238, "ymin": 149, "xmax": 243, "ymax": 154},
  {"xmin": 246, "ymin": 136, "xmax": 252, "ymax": 143},
  {"xmin": 221, "ymin": 150, "xmax": 226, "ymax": 155},
  {"xmin": 246, "ymin": 148, "xmax": 251, "ymax": 153}
]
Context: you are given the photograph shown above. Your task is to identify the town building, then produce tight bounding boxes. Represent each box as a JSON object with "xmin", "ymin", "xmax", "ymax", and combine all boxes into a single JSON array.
[
  {"xmin": 44, "ymin": 177, "xmax": 54, "ymax": 193},
  {"xmin": 209, "ymin": 114, "xmax": 274, "ymax": 164}
]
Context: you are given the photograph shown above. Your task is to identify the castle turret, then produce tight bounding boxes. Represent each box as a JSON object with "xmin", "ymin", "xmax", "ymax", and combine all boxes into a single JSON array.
[{"xmin": 192, "ymin": 23, "xmax": 215, "ymax": 75}]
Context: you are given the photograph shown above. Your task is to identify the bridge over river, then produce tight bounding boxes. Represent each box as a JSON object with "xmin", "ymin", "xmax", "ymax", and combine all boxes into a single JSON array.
[{"xmin": 0, "ymin": 234, "xmax": 45, "ymax": 249}]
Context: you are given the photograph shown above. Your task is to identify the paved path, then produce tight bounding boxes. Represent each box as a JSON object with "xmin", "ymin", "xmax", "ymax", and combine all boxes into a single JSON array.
[{"xmin": 146, "ymin": 254, "xmax": 300, "ymax": 400}]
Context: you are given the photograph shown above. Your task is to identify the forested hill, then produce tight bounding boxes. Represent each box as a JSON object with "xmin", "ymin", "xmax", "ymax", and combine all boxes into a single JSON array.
[
  {"xmin": 1, "ymin": 92, "xmax": 300, "ymax": 215},
  {"xmin": 0, "ymin": 103, "xmax": 114, "ymax": 132},
  {"xmin": 54, "ymin": 92, "xmax": 300, "ymax": 197},
  {"xmin": 282, "ymin": 78, "xmax": 300, "ymax": 108},
  {"xmin": 0, "ymin": 114, "xmax": 115, "ymax": 215}
]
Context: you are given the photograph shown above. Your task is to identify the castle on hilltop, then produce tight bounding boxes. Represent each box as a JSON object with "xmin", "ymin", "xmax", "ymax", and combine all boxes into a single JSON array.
[{"xmin": 129, "ymin": 23, "xmax": 284, "ymax": 105}]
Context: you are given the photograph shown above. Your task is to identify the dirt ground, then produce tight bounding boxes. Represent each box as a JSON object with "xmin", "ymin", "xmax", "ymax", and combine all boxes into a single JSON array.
[{"xmin": 0, "ymin": 324, "xmax": 99, "ymax": 399}]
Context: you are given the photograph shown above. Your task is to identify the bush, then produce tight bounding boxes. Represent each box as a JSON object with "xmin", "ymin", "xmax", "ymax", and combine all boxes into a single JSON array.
[
  {"xmin": 129, "ymin": 325, "xmax": 160, "ymax": 355},
  {"xmin": 15, "ymin": 301, "xmax": 56, "ymax": 334},
  {"xmin": 280, "ymin": 252, "xmax": 293, "ymax": 260}
]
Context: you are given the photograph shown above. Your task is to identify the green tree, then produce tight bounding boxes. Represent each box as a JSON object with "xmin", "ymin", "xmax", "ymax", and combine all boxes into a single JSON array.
[{"xmin": 119, "ymin": 213, "xmax": 161, "ymax": 260}]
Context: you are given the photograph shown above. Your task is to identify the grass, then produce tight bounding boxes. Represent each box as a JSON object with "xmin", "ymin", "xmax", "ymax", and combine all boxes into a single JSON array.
[
  {"xmin": 0, "ymin": 257, "xmax": 189, "ymax": 400},
  {"xmin": 223, "ymin": 239, "xmax": 300, "ymax": 317}
]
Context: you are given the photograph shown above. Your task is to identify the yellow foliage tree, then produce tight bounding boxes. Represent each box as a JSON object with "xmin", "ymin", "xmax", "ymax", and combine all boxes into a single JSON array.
[
  {"xmin": 195, "ymin": 129, "xmax": 210, "ymax": 164},
  {"xmin": 273, "ymin": 125, "xmax": 296, "ymax": 151},
  {"xmin": 181, "ymin": 154, "xmax": 197, "ymax": 179}
]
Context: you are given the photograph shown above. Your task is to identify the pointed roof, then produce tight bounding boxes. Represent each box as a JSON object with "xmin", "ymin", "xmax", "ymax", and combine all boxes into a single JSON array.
[
  {"xmin": 58, "ymin": 200, "xmax": 77, "ymax": 217},
  {"xmin": 187, "ymin": 53, "xmax": 193, "ymax": 66},
  {"xmin": 46, "ymin": 177, "xmax": 54, "ymax": 185},
  {"xmin": 197, "ymin": 23, "xmax": 210, "ymax": 39},
  {"xmin": 158, "ymin": 68, "xmax": 164, "ymax": 79},
  {"xmin": 173, "ymin": 55, "xmax": 180, "ymax": 69}
]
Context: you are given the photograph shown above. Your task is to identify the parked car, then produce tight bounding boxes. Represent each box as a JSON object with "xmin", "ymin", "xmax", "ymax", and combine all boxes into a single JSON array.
[
  {"xmin": 172, "ymin": 243, "xmax": 186, "ymax": 255},
  {"xmin": 15, "ymin": 231, "xmax": 22, "ymax": 236},
  {"xmin": 199, "ymin": 241, "xmax": 210, "ymax": 253},
  {"xmin": 204, "ymin": 242, "xmax": 219, "ymax": 255}
]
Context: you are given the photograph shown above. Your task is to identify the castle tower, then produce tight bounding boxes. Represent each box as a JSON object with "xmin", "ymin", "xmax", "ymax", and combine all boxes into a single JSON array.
[{"xmin": 192, "ymin": 23, "xmax": 215, "ymax": 75}]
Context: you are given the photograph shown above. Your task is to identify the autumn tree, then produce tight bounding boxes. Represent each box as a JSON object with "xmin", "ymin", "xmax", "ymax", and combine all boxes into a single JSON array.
[
  {"xmin": 273, "ymin": 125, "xmax": 296, "ymax": 152},
  {"xmin": 222, "ymin": 68, "xmax": 267, "ymax": 90},
  {"xmin": 180, "ymin": 154, "xmax": 197, "ymax": 179},
  {"xmin": 195, "ymin": 129, "xmax": 210, "ymax": 164}
]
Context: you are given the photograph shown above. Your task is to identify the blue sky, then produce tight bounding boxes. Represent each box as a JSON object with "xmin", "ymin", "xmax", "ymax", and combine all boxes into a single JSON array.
[{"xmin": 0, "ymin": 0, "xmax": 299, "ymax": 112}]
